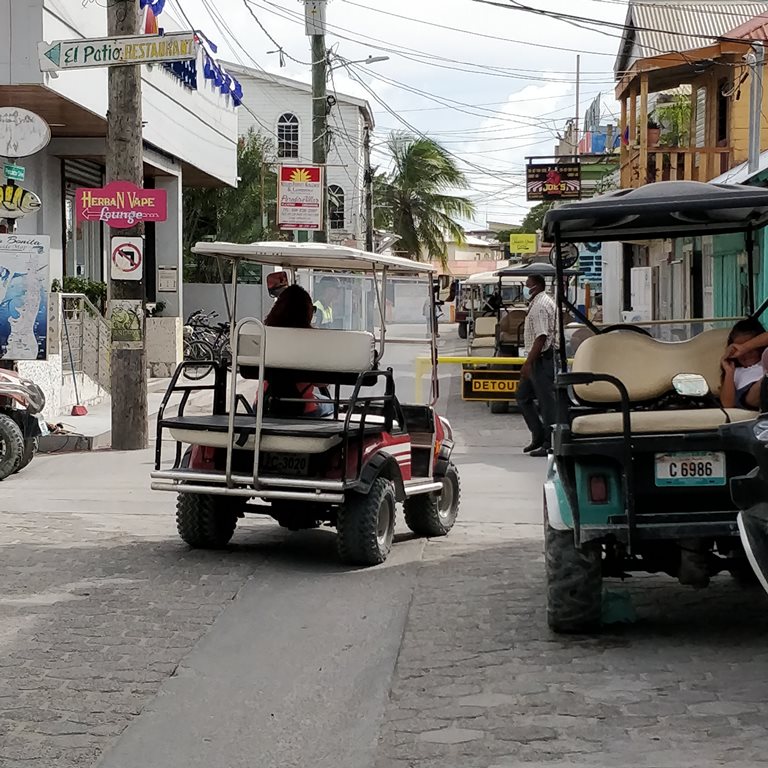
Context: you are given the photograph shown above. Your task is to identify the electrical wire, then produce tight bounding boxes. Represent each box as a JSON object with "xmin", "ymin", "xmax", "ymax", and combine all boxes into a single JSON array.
[{"xmin": 240, "ymin": 0, "xmax": 311, "ymax": 66}]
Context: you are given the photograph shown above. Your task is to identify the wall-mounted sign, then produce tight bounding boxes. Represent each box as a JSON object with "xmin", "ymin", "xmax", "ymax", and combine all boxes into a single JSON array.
[
  {"xmin": 3, "ymin": 164, "xmax": 25, "ymax": 182},
  {"xmin": 109, "ymin": 299, "xmax": 143, "ymax": 350},
  {"xmin": 509, "ymin": 233, "xmax": 537, "ymax": 254},
  {"xmin": 0, "ymin": 234, "xmax": 50, "ymax": 361},
  {"xmin": 526, "ymin": 163, "xmax": 581, "ymax": 201},
  {"xmin": 38, "ymin": 32, "xmax": 199, "ymax": 72},
  {"xmin": 157, "ymin": 265, "xmax": 178, "ymax": 292},
  {"xmin": 111, "ymin": 236, "xmax": 144, "ymax": 281},
  {"xmin": 76, "ymin": 181, "xmax": 167, "ymax": 228},
  {"xmin": 0, "ymin": 183, "xmax": 42, "ymax": 218},
  {"xmin": 0, "ymin": 108, "xmax": 51, "ymax": 158},
  {"xmin": 278, "ymin": 165, "xmax": 323, "ymax": 230}
]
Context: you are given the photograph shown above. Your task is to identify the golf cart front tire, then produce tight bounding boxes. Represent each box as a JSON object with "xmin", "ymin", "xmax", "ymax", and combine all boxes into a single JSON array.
[
  {"xmin": 545, "ymin": 510, "xmax": 602, "ymax": 634},
  {"xmin": 404, "ymin": 462, "xmax": 460, "ymax": 537},
  {"xmin": 337, "ymin": 477, "xmax": 396, "ymax": 566},
  {"xmin": 0, "ymin": 414, "xmax": 23, "ymax": 480},
  {"xmin": 176, "ymin": 493, "xmax": 238, "ymax": 549}
]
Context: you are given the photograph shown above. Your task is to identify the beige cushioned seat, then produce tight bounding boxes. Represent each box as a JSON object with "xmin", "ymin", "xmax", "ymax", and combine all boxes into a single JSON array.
[
  {"xmin": 470, "ymin": 316, "xmax": 498, "ymax": 350},
  {"xmin": 498, "ymin": 310, "xmax": 526, "ymax": 344},
  {"xmin": 170, "ymin": 327, "xmax": 379, "ymax": 453},
  {"xmin": 572, "ymin": 408, "xmax": 754, "ymax": 436},
  {"xmin": 570, "ymin": 327, "xmax": 755, "ymax": 436},
  {"xmin": 572, "ymin": 328, "xmax": 729, "ymax": 403}
]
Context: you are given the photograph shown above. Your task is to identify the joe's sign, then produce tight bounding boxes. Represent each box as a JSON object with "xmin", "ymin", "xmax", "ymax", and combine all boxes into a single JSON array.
[{"xmin": 75, "ymin": 181, "xmax": 167, "ymax": 228}]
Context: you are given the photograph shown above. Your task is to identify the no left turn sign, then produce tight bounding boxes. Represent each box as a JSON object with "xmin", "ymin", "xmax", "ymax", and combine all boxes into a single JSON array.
[{"xmin": 111, "ymin": 236, "xmax": 143, "ymax": 281}]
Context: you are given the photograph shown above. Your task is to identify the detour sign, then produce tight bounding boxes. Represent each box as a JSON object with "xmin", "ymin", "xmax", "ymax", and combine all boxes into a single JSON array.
[{"xmin": 462, "ymin": 367, "xmax": 520, "ymax": 401}]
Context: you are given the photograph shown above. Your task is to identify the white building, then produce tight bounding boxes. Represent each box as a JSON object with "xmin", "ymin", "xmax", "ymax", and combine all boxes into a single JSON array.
[
  {"xmin": 225, "ymin": 63, "xmax": 374, "ymax": 246},
  {"xmin": 0, "ymin": 0, "xmax": 239, "ymax": 415}
]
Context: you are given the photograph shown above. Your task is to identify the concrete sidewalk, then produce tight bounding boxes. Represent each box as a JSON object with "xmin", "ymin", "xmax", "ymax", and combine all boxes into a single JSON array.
[{"xmin": 41, "ymin": 377, "xmax": 184, "ymax": 452}]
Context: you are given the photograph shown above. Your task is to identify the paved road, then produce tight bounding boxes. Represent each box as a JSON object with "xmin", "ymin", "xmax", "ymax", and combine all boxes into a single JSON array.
[{"xmin": 1, "ymin": 328, "xmax": 766, "ymax": 767}]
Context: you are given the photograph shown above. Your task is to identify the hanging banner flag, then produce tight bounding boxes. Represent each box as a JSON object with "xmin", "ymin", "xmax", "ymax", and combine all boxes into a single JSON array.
[
  {"xmin": 278, "ymin": 165, "xmax": 323, "ymax": 230},
  {"xmin": 75, "ymin": 181, "xmax": 167, "ymax": 228}
]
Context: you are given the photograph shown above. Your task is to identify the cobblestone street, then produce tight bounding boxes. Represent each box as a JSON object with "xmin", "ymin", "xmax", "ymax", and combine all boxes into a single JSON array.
[{"xmin": 0, "ymin": 349, "xmax": 767, "ymax": 767}]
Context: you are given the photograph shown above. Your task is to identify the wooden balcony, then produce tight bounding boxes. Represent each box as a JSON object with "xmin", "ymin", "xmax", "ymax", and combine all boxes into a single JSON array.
[{"xmin": 620, "ymin": 146, "xmax": 732, "ymax": 189}]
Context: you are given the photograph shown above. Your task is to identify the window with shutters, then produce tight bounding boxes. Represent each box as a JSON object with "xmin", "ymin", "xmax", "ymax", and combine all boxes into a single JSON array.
[
  {"xmin": 277, "ymin": 113, "xmax": 299, "ymax": 158},
  {"xmin": 328, "ymin": 185, "xmax": 345, "ymax": 230}
]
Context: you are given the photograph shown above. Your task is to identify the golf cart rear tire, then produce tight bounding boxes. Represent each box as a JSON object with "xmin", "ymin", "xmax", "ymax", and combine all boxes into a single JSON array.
[
  {"xmin": 404, "ymin": 462, "xmax": 460, "ymax": 537},
  {"xmin": 545, "ymin": 519, "xmax": 602, "ymax": 634},
  {"xmin": 0, "ymin": 414, "xmax": 23, "ymax": 481},
  {"xmin": 490, "ymin": 400, "xmax": 509, "ymax": 414},
  {"xmin": 176, "ymin": 493, "xmax": 238, "ymax": 549},
  {"xmin": 14, "ymin": 437, "xmax": 38, "ymax": 473},
  {"xmin": 458, "ymin": 322, "xmax": 468, "ymax": 339},
  {"xmin": 337, "ymin": 477, "xmax": 396, "ymax": 566}
]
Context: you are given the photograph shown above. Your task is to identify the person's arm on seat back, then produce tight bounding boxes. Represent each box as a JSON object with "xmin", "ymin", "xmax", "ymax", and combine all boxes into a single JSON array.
[{"xmin": 720, "ymin": 354, "xmax": 737, "ymax": 408}]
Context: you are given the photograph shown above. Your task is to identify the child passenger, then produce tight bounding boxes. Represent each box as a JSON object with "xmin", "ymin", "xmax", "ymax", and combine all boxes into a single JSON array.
[{"xmin": 721, "ymin": 319, "xmax": 768, "ymax": 410}]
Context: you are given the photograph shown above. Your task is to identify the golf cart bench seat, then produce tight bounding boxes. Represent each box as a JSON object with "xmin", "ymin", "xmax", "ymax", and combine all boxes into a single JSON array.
[
  {"xmin": 571, "ymin": 408, "xmax": 754, "ymax": 436},
  {"xmin": 164, "ymin": 413, "xmax": 393, "ymax": 453},
  {"xmin": 471, "ymin": 316, "xmax": 498, "ymax": 350},
  {"xmin": 166, "ymin": 327, "xmax": 388, "ymax": 453},
  {"xmin": 570, "ymin": 327, "xmax": 755, "ymax": 436},
  {"xmin": 572, "ymin": 327, "xmax": 729, "ymax": 403},
  {"xmin": 498, "ymin": 309, "xmax": 525, "ymax": 345}
]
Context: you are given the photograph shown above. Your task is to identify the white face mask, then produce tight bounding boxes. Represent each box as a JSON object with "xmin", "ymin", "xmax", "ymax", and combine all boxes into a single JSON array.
[{"xmin": 523, "ymin": 286, "xmax": 532, "ymax": 301}]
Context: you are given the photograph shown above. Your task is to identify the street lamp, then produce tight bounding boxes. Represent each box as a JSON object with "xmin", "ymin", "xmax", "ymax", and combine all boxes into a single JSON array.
[{"xmin": 329, "ymin": 55, "xmax": 390, "ymax": 71}]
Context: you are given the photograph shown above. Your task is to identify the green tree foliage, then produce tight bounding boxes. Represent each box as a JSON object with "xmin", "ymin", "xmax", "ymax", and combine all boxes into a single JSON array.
[
  {"xmin": 375, "ymin": 132, "xmax": 475, "ymax": 265},
  {"xmin": 183, "ymin": 131, "xmax": 278, "ymax": 282},
  {"xmin": 520, "ymin": 201, "xmax": 553, "ymax": 234}
]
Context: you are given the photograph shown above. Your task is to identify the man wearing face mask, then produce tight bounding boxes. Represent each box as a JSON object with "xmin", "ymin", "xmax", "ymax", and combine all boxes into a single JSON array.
[{"xmin": 517, "ymin": 274, "xmax": 556, "ymax": 458}]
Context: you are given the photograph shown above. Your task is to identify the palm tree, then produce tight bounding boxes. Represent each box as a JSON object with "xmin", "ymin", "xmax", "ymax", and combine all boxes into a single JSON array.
[{"xmin": 376, "ymin": 132, "xmax": 475, "ymax": 264}]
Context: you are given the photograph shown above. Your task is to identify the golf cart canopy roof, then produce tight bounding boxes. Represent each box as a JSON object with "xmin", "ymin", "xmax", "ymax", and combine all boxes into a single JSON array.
[
  {"xmin": 464, "ymin": 270, "xmax": 526, "ymax": 285},
  {"xmin": 543, "ymin": 181, "xmax": 768, "ymax": 243},
  {"xmin": 191, "ymin": 241, "xmax": 436, "ymax": 274},
  {"xmin": 495, "ymin": 262, "xmax": 579, "ymax": 277}
]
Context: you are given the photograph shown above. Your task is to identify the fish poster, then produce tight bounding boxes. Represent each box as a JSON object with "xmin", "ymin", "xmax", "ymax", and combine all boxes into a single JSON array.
[{"xmin": 0, "ymin": 234, "xmax": 49, "ymax": 360}]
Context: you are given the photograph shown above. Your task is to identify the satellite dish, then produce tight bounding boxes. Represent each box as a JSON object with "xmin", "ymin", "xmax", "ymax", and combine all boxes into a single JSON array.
[
  {"xmin": 549, "ymin": 242, "xmax": 579, "ymax": 270},
  {"xmin": 0, "ymin": 108, "xmax": 51, "ymax": 159}
]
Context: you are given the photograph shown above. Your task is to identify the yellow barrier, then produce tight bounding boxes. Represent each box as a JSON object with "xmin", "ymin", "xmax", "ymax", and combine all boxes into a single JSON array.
[{"xmin": 414, "ymin": 355, "xmax": 525, "ymax": 404}]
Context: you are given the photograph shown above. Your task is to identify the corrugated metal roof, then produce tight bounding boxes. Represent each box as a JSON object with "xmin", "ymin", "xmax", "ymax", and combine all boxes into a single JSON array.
[
  {"xmin": 727, "ymin": 11, "xmax": 768, "ymax": 40},
  {"xmin": 615, "ymin": 1, "xmax": 768, "ymax": 76}
]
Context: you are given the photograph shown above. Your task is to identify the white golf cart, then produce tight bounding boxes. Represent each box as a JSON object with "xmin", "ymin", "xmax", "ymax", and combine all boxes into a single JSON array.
[{"xmin": 151, "ymin": 242, "xmax": 460, "ymax": 566}]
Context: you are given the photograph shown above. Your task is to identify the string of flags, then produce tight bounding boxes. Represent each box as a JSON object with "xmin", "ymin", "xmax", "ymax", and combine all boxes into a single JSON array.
[{"xmin": 138, "ymin": 0, "xmax": 242, "ymax": 107}]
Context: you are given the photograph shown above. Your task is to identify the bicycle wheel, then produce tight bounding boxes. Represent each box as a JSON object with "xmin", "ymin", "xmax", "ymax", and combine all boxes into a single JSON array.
[{"xmin": 183, "ymin": 338, "xmax": 215, "ymax": 380}]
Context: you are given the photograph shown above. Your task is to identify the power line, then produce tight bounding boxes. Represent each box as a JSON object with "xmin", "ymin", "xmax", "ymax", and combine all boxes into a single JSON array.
[{"xmin": 240, "ymin": 0, "xmax": 311, "ymax": 65}]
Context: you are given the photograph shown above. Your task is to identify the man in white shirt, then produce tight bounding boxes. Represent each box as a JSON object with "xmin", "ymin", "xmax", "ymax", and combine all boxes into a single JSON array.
[{"xmin": 517, "ymin": 273, "xmax": 556, "ymax": 458}]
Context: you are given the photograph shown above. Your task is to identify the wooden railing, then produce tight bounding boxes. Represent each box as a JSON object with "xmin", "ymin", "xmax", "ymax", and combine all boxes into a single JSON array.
[{"xmin": 620, "ymin": 146, "xmax": 732, "ymax": 188}]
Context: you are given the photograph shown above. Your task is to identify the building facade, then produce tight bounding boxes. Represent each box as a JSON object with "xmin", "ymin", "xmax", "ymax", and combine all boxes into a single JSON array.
[
  {"xmin": 0, "ymin": 0, "xmax": 239, "ymax": 415},
  {"xmin": 226, "ymin": 63, "xmax": 374, "ymax": 247}
]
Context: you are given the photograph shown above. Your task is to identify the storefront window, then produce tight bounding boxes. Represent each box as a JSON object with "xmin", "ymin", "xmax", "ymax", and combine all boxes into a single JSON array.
[{"xmin": 63, "ymin": 161, "xmax": 106, "ymax": 283}]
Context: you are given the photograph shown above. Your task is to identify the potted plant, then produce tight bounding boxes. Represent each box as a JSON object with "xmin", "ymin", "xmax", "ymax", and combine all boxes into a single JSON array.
[{"xmin": 647, "ymin": 116, "xmax": 661, "ymax": 147}]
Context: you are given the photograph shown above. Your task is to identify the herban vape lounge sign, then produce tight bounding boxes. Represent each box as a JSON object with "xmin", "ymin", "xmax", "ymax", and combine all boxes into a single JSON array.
[
  {"xmin": 75, "ymin": 181, "xmax": 167, "ymax": 228},
  {"xmin": 526, "ymin": 163, "xmax": 581, "ymax": 201}
]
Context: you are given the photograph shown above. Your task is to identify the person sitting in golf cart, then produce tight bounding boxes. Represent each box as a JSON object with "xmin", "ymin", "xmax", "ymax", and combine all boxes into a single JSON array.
[
  {"xmin": 261, "ymin": 285, "xmax": 333, "ymax": 417},
  {"xmin": 721, "ymin": 318, "xmax": 767, "ymax": 410}
]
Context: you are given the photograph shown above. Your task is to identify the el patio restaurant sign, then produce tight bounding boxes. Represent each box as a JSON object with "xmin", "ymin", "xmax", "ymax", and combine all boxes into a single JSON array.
[
  {"xmin": 526, "ymin": 162, "xmax": 581, "ymax": 202},
  {"xmin": 75, "ymin": 182, "xmax": 167, "ymax": 228}
]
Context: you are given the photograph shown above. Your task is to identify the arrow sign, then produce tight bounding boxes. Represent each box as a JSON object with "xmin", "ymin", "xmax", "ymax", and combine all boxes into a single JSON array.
[
  {"xmin": 38, "ymin": 32, "xmax": 198, "ymax": 73},
  {"xmin": 43, "ymin": 43, "xmax": 61, "ymax": 67}
]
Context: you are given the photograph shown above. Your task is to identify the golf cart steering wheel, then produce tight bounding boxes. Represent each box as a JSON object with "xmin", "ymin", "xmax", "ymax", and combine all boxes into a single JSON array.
[{"xmin": 600, "ymin": 323, "xmax": 652, "ymax": 336}]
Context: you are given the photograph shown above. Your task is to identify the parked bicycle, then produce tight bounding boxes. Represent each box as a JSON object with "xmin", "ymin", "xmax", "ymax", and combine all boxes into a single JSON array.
[{"xmin": 183, "ymin": 310, "xmax": 232, "ymax": 380}]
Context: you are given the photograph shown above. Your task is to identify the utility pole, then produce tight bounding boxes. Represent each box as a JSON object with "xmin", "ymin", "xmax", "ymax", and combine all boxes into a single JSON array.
[
  {"xmin": 574, "ymin": 54, "xmax": 580, "ymax": 158},
  {"xmin": 306, "ymin": 1, "xmax": 328, "ymax": 243},
  {"xmin": 364, "ymin": 124, "xmax": 374, "ymax": 251},
  {"xmin": 107, "ymin": 0, "xmax": 147, "ymax": 450},
  {"xmin": 748, "ymin": 43, "xmax": 765, "ymax": 175}
]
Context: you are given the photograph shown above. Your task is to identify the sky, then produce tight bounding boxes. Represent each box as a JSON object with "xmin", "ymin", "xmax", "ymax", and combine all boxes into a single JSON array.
[{"xmin": 161, "ymin": 0, "xmax": 629, "ymax": 226}]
